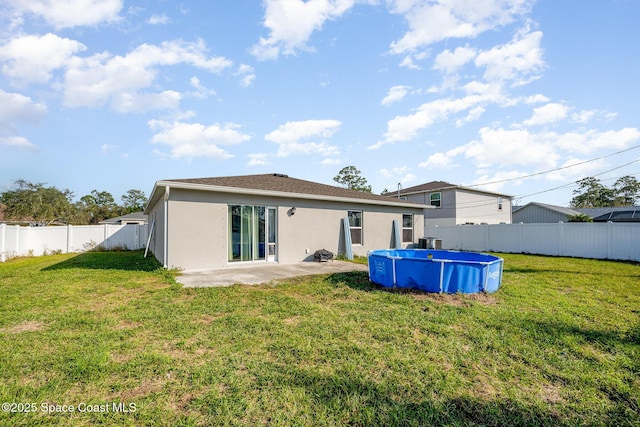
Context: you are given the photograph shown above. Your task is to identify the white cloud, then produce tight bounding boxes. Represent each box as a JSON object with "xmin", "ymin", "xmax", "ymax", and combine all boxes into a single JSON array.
[
  {"xmin": 251, "ymin": 0, "xmax": 356, "ymax": 60},
  {"xmin": 371, "ymin": 95, "xmax": 483, "ymax": 149},
  {"xmin": 0, "ymin": 90, "xmax": 47, "ymax": 126},
  {"xmin": 522, "ymin": 102, "xmax": 569, "ymax": 126},
  {"xmin": 63, "ymin": 39, "xmax": 233, "ymax": 112},
  {"xmin": 525, "ymin": 94, "xmax": 550, "ymax": 104},
  {"xmin": 321, "ymin": 158, "xmax": 342, "ymax": 165},
  {"xmin": 419, "ymin": 152, "xmax": 454, "ymax": 169},
  {"xmin": 455, "ymin": 106, "xmax": 485, "ymax": 126},
  {"xmin": 400, "ymin": 173, "xmax": 417, "ymax": 184},
  {"xmin": 111, "ymin": 90, "xmax": 182, "ymax": 113},
  {"xmin": 379, "ymin": 166, "xmax": 406, "ymax": 178},
  {"xmin": 189, "ymin": 77, "xmax": 217, "ymax": 99},
  {"xmin": 0, "ymin": 136, "xmax": 37, "ymax": 150},
  {"xmin": 265, "ymin": 119, "xmax": 341, "ymax": 157},
  {"xmin": 248, "ymin": 153, "xmax": 270, "ymax": 166},
  {"xmin": 5, "ymin": 0, "xmax": 123, "ymax": 29},
  {"xmin": 571, "ymin": 110, "xmax": 596, "ymax": 124},
  {"xmin": 265, "ymin": 119, "xmax": 341, "ymax": 143},
  {"xmin": 148, "ymin": 120, "xmax": 250, "ymax": 159},
  {"xmin": 0, "ymin": 33, "xmax": 86, "ymax": 84},
  {"xmin": 471, "ymin": 170, "xmax": 527, "ymax": 193},
  {"xmin": 378, "ymin": 167, "xmax": 417, "ymax": 186},
  {"xmin": 466, "ymin": 127, "xmax": 560, "ymax": 169},
  {"xmin": 570, "ymin": 109, "xmax": 617, "ymax": 125},
  {"xmin": 544, "ymin": 157, "xmax": 607, "ymax": 182},
  {"xmin": 0, "ymin": 90, "xmax": 44, "ymax": 150},
  {"xmin": 147, "ymin": 14, "xmax": 169, "ymax": 25},
  {"xmin": 419, "ymin": 126, "xmax": 640, "ymax": 181},
  {"xmin": 399, "ymin": 55, "xmax": 421, "ymax": 70},
  {"xmin": 555, "ymin": 127, "xmax": 640, "ymax": 154},
  {"xmin": 475, "ymin": 28, "xmax": 545, "ymax": 85},
  {"xmin": 388, "ymin": 0, "xmax": 534, "ymax": 54},
  {"xmin": 381, "ymin": 85, "xmax": 411, "ymax": 106},
  {"xmin": 236, "ymin": 64, "xmax": 256, "ymax": 87},
  {"xmin": 433, "ymin": 46, "xmax": 476, "ymax": 74},
  {"xmin": 418, "ymin": 145, "xmax": 467, "ymax": 168}
]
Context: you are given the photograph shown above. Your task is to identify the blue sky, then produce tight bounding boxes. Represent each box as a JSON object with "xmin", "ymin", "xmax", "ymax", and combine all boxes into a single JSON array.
[{"xmin": 1, "ymin": 0, "xmax": 639, "ymax": 207}]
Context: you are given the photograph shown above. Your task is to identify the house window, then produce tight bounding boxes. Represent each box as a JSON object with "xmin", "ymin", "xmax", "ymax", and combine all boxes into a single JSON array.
[
  {"xmin": 498, "ymin": 197, "xmax": 503, "ymax": 211},
  {"xmin": 430, "ymin": 192, "xmax": 441, "ymax": 208},
  {"xmin": 402, "ymin": 214, "xmax": 413, "ymax": 243},
  {"xmin": 348, "ymin": 210, "xmax": 363, "ymax": 245}
]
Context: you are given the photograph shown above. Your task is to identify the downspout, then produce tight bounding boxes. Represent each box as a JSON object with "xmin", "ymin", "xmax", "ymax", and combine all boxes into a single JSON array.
[{"xmin": 163, "ymin": 186, "xmax": 170, "ymax": 268}]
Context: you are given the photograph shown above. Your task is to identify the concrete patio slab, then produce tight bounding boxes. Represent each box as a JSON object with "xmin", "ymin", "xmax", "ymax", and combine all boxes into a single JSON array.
[{"xmin": 176, "ymin": 260, "xmax": 368, "ymax": 287}]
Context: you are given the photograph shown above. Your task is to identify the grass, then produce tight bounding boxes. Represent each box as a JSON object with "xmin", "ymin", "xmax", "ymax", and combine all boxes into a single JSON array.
[{"xmin": 0, "ymin": 250, "xmax": 638, "ymax": 426}]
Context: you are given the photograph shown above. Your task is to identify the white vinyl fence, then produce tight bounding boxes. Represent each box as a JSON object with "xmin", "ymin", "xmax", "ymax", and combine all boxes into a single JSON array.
[
  {"xmin": 425, "ymin": 222, "xmax": 640, "ymax": 262},
  {"xmin": 0, "ymin": 223, "xmax": 148, "ymax": 262}
]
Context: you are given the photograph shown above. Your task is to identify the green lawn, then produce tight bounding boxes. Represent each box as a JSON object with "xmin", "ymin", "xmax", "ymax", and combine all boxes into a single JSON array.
[{"xmin": 0, "ymin": 251, "xmax": 638, "ymax": 426}]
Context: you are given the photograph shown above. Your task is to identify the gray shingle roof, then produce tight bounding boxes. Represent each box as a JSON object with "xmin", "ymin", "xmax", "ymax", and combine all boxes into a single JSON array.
[
  {"xmin": 396, "ymin": 180, "xmax": 512, "ymax": 198},
  {"xmin": 162, "ymin": 173, "xmax": 421, "ymax": 205},
  {"xmin": 519, "ymin": 202, "xmax": 582, "ymax": 216},
  {"xmin": 396, "ymin": 181, "xmax": 455, "ymax": 195}
]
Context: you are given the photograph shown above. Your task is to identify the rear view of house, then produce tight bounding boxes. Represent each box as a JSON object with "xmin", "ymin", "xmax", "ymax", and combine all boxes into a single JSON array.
[{"xmin": 144, "ymin": 173, "xmax": 425, "ymax": 271}]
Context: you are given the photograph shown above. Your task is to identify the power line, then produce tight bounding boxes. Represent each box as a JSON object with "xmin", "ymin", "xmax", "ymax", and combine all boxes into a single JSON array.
[
  {"xmin": 461, "ymin": 144, "xmax": 640, "ymax": 189},
  {"xmin": 439, "ymin": 165, "xmax": 640, "ymax": 210},
  {"xmin": 515, "ymin": 159, "xmax": 640, "ymax": 201}
]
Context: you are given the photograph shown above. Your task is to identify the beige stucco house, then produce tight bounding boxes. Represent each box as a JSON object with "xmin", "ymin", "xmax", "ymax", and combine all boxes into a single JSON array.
[
  {"xmin": 393, "ymin": 181, "xmax": 512, "ymax": 226},
  {"xmin": 144, "ymin": 173, "xmax": 426, "ymax": 271}
]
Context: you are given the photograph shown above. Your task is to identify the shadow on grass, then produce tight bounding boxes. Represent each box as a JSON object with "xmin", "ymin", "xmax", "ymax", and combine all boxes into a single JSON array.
[
  {"xmin": 326, "ymin": 271, "xmax": 458, "ymax": 298},
  {"xmin": 523, "ymin": 316, "xmax": 640, "ymax": 348},
  {"xmin": 207, "ymin": 361, "xmax": 623, "ymax": 426},
  {"xmin": 326, "ymin": 271, "xmax": 377, "ymax": 291},
  {"xmin": 42, "ymin": 250, "xmax": 162, "ymax": 272}
]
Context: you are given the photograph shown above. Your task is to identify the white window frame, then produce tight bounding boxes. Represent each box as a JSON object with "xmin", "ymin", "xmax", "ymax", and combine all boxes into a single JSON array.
[
  {"xmin": 347, "ymin": 210, "xmax": 363, "ymax": 245},
  {"xmin": 430, "ymin": 192, "xmax": 441, "ymax": 208},
  {"xmin": 402, "ymin": 214, "xmax": 413, "ymax": 243}
]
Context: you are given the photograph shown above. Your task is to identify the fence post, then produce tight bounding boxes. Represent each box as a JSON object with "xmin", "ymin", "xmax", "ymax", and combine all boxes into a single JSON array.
[
  {"xmin": 0, "ymin": 223, "xmax": 5, "ymax": 262},
  {"xmin": 485, "ymin": 224, "xmax": 490, "ymax": 251},
  {"xmin": 607, "ymin": 221, "xmax": 613, "ymax": 259},
  {"xmin": 558, "ymin": 222, "xmax": 564, "ymax": 256},
  {"xmin": 519, "ymin": 223, "xmax": 524, "ymax": 254},
  {"xmin": 15, "ymin": 225, "xmax": 20, "ymax": 257},
  {"xmin": 66, "ymin": 224, "xmax": 72, "ymax": 254}
]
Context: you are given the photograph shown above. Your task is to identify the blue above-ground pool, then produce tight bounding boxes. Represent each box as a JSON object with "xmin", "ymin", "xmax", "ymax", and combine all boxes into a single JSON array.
[{"xmin": 368, "ymin": 249, "xmax": 503, "ymax": 294}]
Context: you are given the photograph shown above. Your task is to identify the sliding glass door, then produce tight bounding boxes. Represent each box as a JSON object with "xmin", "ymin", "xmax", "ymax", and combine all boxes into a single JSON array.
[{"xmin": 229, "ymin": 205, "xmax": 276, "ymax": 263}]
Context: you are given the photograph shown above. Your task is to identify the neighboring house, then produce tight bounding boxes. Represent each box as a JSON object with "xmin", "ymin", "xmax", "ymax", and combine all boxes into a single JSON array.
[
  {"xmin": 144, "ymin": 173, "xmax": 426, "ymax": 271},
  {"xmin": 575, "ymin": 206, "xmax": 640, "ymax": 222},
  {"xmin": 99, "ymin": 212, "xmax": 148, "ymax": 225},
  {"xmin": 512, "ymin": 202, "xmax": 583, "ymax": 223},
  {"xmin": 0, "ymin": 204, "xmax": 34, "ymax": 226},
  {"xmin": 586, "ymin": 206, "xmax": 640, "ymax": 222},
  {"xmin": 512, "ymin": 203, "xmax": 640, "ymax": 223},
  {"xmin": 392, "ymin": 181, "xmax": 512, "ymax": 226}
]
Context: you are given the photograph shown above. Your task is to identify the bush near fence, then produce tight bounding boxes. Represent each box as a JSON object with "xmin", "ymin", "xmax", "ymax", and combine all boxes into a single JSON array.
[
  {"xmin": 0, "ymin": 224, "xmax": 148, "ymax": 262},
  {"xmin": 425, "ymin": 222, "xmax": 640, "ymax": 262}
]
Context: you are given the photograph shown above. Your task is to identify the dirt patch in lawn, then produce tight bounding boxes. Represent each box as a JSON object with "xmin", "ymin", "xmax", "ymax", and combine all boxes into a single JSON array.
[
  {"xmin": 412, "ymin": 291, "xmax": 498, "ymax": 307},
  {"xmin": 2, "ymin": 320, "xmax": 46, "ymax": 333}
]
